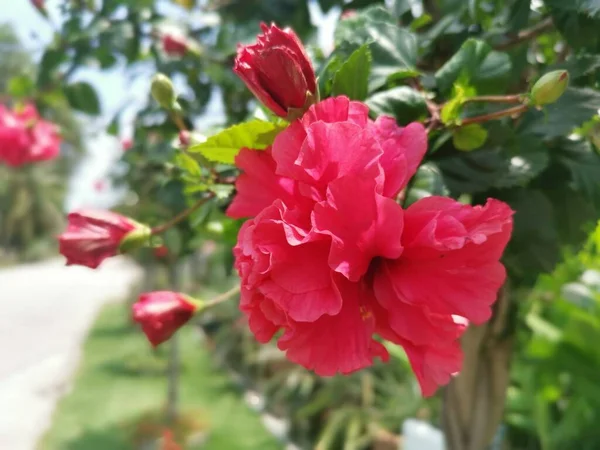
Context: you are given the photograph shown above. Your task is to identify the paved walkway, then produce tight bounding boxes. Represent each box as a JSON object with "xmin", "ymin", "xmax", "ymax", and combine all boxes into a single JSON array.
[{"xmin": 0, "ymin": 257, "xmax": 142, "ymax": 450}]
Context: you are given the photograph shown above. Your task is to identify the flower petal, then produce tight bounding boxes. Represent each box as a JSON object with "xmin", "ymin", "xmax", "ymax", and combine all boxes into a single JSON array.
[
  {"xmin": 313, "ymin": 175, "xmax": 404, "ymax": 281},
  {"xmin": 277, "ymin": 277, "xmax": 388, "ymax": 376}
]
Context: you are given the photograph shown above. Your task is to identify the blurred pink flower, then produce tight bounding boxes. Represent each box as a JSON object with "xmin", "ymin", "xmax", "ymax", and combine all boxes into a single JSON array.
[{"xmin": 0, "ymin": 103, "xmax": 61, "ymax": 167}]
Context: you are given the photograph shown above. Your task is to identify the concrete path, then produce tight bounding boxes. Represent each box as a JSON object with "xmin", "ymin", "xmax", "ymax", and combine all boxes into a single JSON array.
[{"xmin": 0, "ymin": 257, "xmax": 142, "ymax": 450}]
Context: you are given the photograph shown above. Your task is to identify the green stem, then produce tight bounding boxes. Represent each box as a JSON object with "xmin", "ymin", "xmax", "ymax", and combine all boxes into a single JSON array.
[
  {"xmin": 459, "ymin": 104, "xmax": 529, "ymax": 126},
  {"xmin": 462, "ymin": 94, "xmax": 524, "ymax": 104},
  {"xmin": 201, "ymin": 285, "xmax": 240, "ymax": 310}
]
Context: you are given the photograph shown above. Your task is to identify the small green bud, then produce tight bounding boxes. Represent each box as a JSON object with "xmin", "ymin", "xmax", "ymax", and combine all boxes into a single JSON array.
[
  {"xmin": 151, "ymin": 73, "xmax": 177, "ymax": 109},
  {"xmin": 119, "ymin": 223, "xmax": 152, "ymax": 253},
  {"xmin": 530, "ymin": 70, "xmax": 569, "ymax": 106}
]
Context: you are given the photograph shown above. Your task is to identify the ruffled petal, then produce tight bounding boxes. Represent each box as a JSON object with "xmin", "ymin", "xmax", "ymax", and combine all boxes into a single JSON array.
[
  {"xmin": 372, "ymin": 118, "xmax": 427, "ymax": 197},
  {"xmin": 277, "ymin": 277, "xmax": 388, "ymax": 376},
  {"xmin": 227, "ymin": 148, "xmax": 299, "ymax": 219},
  {"xmin": 312, "ymin": 175, "xmax": 404, "ymax": 281},
  {"xmin": 388, "ymin": 197, "xmax": 513, "ymax": 323}
]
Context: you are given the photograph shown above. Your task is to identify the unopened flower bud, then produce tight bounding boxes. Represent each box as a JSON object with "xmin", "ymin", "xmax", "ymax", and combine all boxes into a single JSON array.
[
  {"xmin": 133, "ymin": 291, "xmax": 203, "ymax": 346},
  {"xmin": 531, "ymin": 70, "xmax": 569, "ymax": 106},
  {"xmin": 234, "ymin": 23, "xmax": 317, "ymax": 118},
  {"xmin": 58, "ymin": 210, "xmax": 150, "ymax": 269},
  {"xmin": 178, "ymin": 130, "xmax": 190, "ymax": 146},
  {"xmin": 151, "ymin": 73, "xmax": 177, "ymax": 110}
]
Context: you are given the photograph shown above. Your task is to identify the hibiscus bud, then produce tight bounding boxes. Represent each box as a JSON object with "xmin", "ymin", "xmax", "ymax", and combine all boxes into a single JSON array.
[
  {"xmin": 58, "ymin": 210, "xmax": 151, "ymax": 269},
  {"xmin": 151, "ymin": 73, "xmax": 177, "ymax": 110},
  {"xmin": 153, "ymin": 244, "xmax": 169, "ymax": 259},
  {"xmin": 178, "ymin": 130, "xmax": 190, "ymax": 146},
  {"xmin": 341, "ymin": 9, "xmax": 357, "ymax": 19},
  {"xmin": 234, "ymin": 23, "xmax": 317, "ymax": 119},
  {"xmin": 133, "ymin": 291, "xmax": 202, "ymax": 347},
  {"xmin": 31, "ymin": 0, "xmax": 47, "ymax": 14},
  {"xmin": 162, "ymin": 33, "xmax": 189, "ymax": 57},
  {"xmin": 121, "ymin": 138, "xmax": 133, "ymax": 151},
  {"xmin": 530, "ymin": 70, "xmax": 569, "ymax": 106}
]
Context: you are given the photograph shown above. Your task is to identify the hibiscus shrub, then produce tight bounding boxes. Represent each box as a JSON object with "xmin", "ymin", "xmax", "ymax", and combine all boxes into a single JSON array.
[{"xmin": 23, "ymin": 0, "xmax": 600, "ymax": 448}]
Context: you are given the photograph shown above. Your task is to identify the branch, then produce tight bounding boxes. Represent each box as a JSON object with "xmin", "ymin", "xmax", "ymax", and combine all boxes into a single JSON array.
[
  {"xmin": 151, "ymin": 193, "xmax": 214, "ymax": 235},
  {"xmin": 494, "ymin": 17, "xmax": 554, "ymax": 51}
]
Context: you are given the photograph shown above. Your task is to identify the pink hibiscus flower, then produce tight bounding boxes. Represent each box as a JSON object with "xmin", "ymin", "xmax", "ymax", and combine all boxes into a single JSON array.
[{"xmin": 228, "ymin": 96, "xmax": 513, "ymax": 396}]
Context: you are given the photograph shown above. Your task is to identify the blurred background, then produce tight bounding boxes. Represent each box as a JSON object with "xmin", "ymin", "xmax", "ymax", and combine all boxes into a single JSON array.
[{"xmin": 1, "ymin": 1, "xmax": 600, "ymax": 449}]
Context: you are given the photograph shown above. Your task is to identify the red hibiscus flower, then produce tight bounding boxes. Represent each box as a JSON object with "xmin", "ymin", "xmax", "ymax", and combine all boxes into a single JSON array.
[
  {"xmin": 0, "ymin": 103, "xmax": 61, "ymax": 167},
  {"xmin": 234, "ymin": 23, "xmax": 317, "ymax": 118},
  {"xmin": 58, "ymin": 210, "xmax": 150, "ymax": 269},
  {"xmin": 133, "ymin": 291, "xmax": 199, "ymax": 347},
  {"xmin": 228, "ymin": 96, "xmax": 513, "ymax": 396}
]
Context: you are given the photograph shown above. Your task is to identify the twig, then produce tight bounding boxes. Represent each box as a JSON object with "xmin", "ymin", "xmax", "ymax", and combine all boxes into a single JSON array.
[
  {"xmin": 151, "ymin": 193, "xmax": 214, "ymax": 235},
  {"xmin": 494, "ymin": 17, "xmax": 554, "ymax": 51},
  {"xmin": 459, "ymin": 104, "xmax": 529, "ymax": 126}
]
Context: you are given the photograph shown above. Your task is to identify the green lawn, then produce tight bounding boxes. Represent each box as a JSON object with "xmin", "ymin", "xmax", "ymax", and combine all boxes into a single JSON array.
[{"xmin": 39, "ymin": 302, "xmax": 282, "ymax": 450}]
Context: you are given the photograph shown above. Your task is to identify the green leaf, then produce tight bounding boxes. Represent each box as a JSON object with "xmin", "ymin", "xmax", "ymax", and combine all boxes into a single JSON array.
[
  {"xmin": 331, "ymin": 45, "xmax": 371, "ymax": 101},
  {"xmin": 392, "ymin": 0, "xmax": 412, "ymax": 18},
  {"xmin": 334, "ymin": 6, "xmax": 419, "ymax": 90},
  {"xmin": 550, "ymin": 54, "xmax": 600, "ymax": 80},
  {"xmin": 546, "ymin": 1, "xmax": 600, "ymax": 51},
  {"xmin": 495, "ymin": 135, "xmax": 550, "ymax": 189},
  {"xmin": 188, "ymin": 120, "xmax": 287, "ymax": 164},
  {"xmin": 366, "ymin": 86, "xmax": 428, "ymax": 125},
  {"xmin": 405, "ymin": 162, "xmax": 448, "ymax": 206},
  {"xmin": 435, "ymin": 39, "xmax": 512, "ymax": 94},
  {"xmin": 410, "ymin": 13, "xmax": 433, "ymax": 31},
  {"xmin": 440, "ymin": 81, "xmax": 476, "ymax": 125},
  {"xmin": 175, "ymin": 152, "xmax": 202, "ymax": 178},
  {"xmin": 37, "ymin": 48, "xmax": 65, "ymax": 87},
  {"xmin": 502, "ymin": 189, "xmax": 561, "ymax": 283},
  {"xmin": 507, "ymin": 0, "xmax": 532, "ymax": 32},
  {"xmin": 7, "ymin": 76, "xmax": 34, "ymax": 99},
  {"xmin": 556, "ymin": 139, "xmax": 600, "ymax": 208},
  {"xmin": 438, "ymin": 126, "xmax": 550, "ymax": 193},
  {"xmin": 64, "ymin": 82, "xmax": 101, "ymax": 115},
  {"xmin": 453, "ymin": 124, "xmax": 488, "ymax": 151},
  {"xmin": 523, "ymin": 88, "xmax": 600, "ymax": 139}
]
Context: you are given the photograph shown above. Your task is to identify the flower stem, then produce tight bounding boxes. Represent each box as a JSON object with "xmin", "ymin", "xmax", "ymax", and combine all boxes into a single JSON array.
[
  {"xmin": 202, "ymin": 285, "xmax": 241, "ymax": 310},
  {"xmin": 150, "ymin": 193, "xmax": 214, "ymax": 235},
  {"xmin": 459, "ymin": 104, "xmax": 529, "ymax": 126},
  {"xmin": 462, "ymin": 94, "xmax": 524, "ymax": 104},
  {"xmin": 170, "ymin": 110, "xmax": 188, "ymax": 132}
]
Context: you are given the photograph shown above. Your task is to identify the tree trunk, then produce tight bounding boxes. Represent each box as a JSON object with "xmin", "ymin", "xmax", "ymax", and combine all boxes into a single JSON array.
[
  {"xmin": 166, "ymin": 263, "xmax": 181, "ymax": 424},
  {"xmin": 442, "ymin": 285, "xmax": 514, "ymax": 450}
]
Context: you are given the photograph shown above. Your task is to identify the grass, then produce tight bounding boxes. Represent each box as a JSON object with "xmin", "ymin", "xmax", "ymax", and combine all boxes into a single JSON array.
[{"xmin": 39, "ymin": 302, "xmax": 282, "ymax": 450}]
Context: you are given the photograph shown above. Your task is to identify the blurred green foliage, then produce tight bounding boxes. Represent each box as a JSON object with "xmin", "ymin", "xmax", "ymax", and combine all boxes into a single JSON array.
[{"xmin": 24, "ymin": 0, "xmax": 600, "ymax": 448}]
